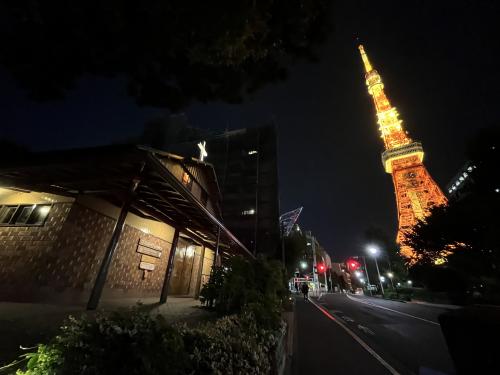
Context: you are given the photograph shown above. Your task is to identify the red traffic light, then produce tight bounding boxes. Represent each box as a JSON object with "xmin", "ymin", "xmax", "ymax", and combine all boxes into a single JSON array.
[
  {"xmin": 317, "ymin": 263, "xmax": 326, "ymax": 273},
  {"xmin": 347, "ymin": 258, "xmax": 361, "ymax": 272}
]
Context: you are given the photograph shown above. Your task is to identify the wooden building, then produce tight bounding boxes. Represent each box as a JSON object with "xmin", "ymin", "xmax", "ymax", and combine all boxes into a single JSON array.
[{"xmin": 0, "ymin": 145, "xmax": 252, "ymax": 309}]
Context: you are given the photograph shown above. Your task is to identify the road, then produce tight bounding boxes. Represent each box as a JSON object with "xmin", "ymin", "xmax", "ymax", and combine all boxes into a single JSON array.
[{"xmin": 292, "ymin": 293, "xmax": 456, "ymax": 375}]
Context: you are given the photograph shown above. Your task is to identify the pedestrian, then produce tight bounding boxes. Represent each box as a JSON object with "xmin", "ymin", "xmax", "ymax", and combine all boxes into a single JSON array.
[
  {"xmin": 301, "ymin": 282, "xmax": 309, "ymax": 300},
  {"xmin": 294, "ymin": 282, "xmax": 299, "ymax": 294}
]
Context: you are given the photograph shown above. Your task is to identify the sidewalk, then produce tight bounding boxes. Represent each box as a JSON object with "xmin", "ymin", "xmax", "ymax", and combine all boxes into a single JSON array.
[
  {"xmin": 409, "ymin": 299, "xmax": 462, "ymax": 309},
  {"xmin": 0, "ymin": 297, "xmax": 211, "ymax": 366}
]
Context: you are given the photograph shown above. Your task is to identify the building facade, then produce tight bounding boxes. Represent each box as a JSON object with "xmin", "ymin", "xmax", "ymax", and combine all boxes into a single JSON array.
[
  {"xmin": 446, "ymin": 162, "xmax": 478, "ymax": 201},
  {"xmin": 0, "ymin": 145, "xmax": 251, "ymax": 307},
  {"xmin": 169, "ymin": 125, "xmax": 281, "ymax": 256},
  {"xmin": 206, "ymin": 126, "xmax": 280, "ymax": 255}
]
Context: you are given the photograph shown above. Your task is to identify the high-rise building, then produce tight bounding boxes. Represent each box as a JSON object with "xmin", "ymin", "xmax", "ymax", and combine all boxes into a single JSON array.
[
  {"xmin": 358, "ymin": 45, "xmax": 447, "ymax": 258},
  {"xmin": 167, "ymin": 124, "xmax": 280, "ymax": 255},
  {"xmin": 446, "ymin": 162, "xmax": 477, "ymax": 201},
  {"xmin": 206, "ymin": 126, "xmax": 280, "ymax": 255}
]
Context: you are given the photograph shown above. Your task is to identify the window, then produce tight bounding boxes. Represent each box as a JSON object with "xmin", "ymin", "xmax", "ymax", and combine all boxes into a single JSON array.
[
  {"xmin": 0, "ymin": 204, "xmax": 51, "ymax": 226},
  {"xmin": 0, "ymin": 206, "xmax": 17, "ymax": 224},
  {"xmin": 181, "ymin": 172, "xmax": 192, "ymax": 189},
  {"xmin": 242, "ymin": 209, "xmax": 255, "ymax": 216}
]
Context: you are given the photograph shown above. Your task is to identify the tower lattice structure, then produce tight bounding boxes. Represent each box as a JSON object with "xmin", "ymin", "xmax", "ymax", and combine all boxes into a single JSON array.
[{"xmin": 358, "ymin": 45, "xmax": 447, "ymax": 258}]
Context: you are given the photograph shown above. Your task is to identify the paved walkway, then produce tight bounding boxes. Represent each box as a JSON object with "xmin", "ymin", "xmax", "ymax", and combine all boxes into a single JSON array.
[{"xmin": 0, "ymin": 297, "xmax": 211, "ymax": 366}]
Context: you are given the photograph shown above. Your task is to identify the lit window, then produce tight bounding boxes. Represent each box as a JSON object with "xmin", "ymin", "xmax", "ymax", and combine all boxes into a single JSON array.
[
  {"xmin": 467, "ymin": 166, "xmax": 473, "ymax": 172},
  {"xmin": 181, "ymin": 172, "xmax": 192, "ymax": 188},
  {"xmin": 459, "ymin": 176, "xmax": 464, "ymax": 181},
  {"xmin": 248, "ymin": 150, "xmax": 258, "ymax": 155},
  {"xmin": 242, "ymin": 209, "xmax": 255, "ymax": 215}
]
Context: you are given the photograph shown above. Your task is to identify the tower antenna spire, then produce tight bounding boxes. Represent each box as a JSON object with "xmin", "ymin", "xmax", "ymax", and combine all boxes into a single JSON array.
[{"xmin": 358, "ymin": 44, "xmax": 373, "ymax": 73}]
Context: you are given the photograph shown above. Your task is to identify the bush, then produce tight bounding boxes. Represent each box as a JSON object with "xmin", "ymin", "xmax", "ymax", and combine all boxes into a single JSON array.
[
  {"xmin": 199, "ymin": 256, "xmax": 288, "ymax": 330},
  {"xmin": 17, "ymin": 312, "xmax": 189, "ymax": 375},
  {"xmin": 15, "ymin": 310, "xmax": 285, "ymax": 375}
]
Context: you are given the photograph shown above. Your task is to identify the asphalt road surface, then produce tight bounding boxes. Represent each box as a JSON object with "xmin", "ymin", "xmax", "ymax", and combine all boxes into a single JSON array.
[{"xmin": 292, "ymin": 293, "xmax": 456, "ymax": 375}]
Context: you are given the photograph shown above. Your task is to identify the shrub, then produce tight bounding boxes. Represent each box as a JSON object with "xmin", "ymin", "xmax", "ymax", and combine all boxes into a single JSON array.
[
  {"xmin": 17, "ymin": 312, "xmax": 189, "ymax": 375},
  {"xmin": 16, "ymin": 310, "xmax": 285, "ymax": 375},
  {"xmin": 199, "ymin": 256, "xmax": 288, "ymax": 330}
]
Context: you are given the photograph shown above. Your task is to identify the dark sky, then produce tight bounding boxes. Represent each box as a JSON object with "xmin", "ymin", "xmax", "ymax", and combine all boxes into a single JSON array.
[{"xmin": 1, "ymin": 1, "xmax": 499, "ymax": 260}]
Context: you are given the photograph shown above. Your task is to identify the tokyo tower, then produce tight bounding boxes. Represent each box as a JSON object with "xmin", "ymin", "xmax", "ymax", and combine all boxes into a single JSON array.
[{"xmin": 358, "ymin": 45, "xmax": 447, "ymax": 258}]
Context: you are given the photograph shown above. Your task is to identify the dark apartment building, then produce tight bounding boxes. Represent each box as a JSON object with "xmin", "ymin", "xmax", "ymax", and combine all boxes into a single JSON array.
[
  {"xmin": 205, "ymin": 126, "xmax": 280, "ymax": 255},
  {"xmin": 140, "ymin": 116, "xmax": 281, "ymax": 255}
]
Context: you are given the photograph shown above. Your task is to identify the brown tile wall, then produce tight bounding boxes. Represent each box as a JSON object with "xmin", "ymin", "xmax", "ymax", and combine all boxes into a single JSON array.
[
  {"xmin": 45, "ymin": 202, "xmax": 115, "ymax": 295},
  {"xmin": 104, "ymin": 225, "xmax": 172, "ymax": 298},
  {"xmin": 0, "ymin": 200, "xmax": 198, "ymax": 303},
  {"xmin": 45, "ymin": 202, "xmax": 174, "ymax": 301},
  {"xmin": 0, "ymin": 202, "xmax": 73, "ymax": 300}
]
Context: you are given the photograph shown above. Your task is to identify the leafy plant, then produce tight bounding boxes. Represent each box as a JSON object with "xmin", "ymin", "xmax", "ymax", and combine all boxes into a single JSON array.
[{"xmin": 15, "ymin": 310, "xmax": 285, "ymax": 375}]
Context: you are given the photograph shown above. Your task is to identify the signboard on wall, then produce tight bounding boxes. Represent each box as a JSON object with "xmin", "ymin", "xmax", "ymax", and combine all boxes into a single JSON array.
[
  {"xmin": 137, "ymin": 245, "xmax": 162, "ymax": 258},
  {"xmin": 139, "ymin": 262, "xmax": 155, "ymax": 271},
  {"xmin": 137, "ymin": 238, "xmax": 164, "ymax": 272}
]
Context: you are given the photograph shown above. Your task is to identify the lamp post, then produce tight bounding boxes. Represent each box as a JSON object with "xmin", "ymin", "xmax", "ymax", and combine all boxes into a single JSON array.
[
  {"xmin": 360, "ymin": 255, "xmax": 372, "ymax": 296},
  {"xmin": 367, "ymin": 245, "xmax": 384, "ymax": 295}
]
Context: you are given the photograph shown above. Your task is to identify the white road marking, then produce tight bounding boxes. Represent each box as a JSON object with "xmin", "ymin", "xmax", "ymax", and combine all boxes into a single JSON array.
[
  {"xmin": 342, "ymin": 316, "xmax": 355, "ymax": 322},
  {"xmin": 309, "ymin": 298, "xmax": 401, "ymax": 375},
  {"xmin": 346, "ymin": 294, "xmax": 440, "ymax": 326},
  {"xmin": 358, "ymin": 324, "xmax": 375, "ymax": 335}
]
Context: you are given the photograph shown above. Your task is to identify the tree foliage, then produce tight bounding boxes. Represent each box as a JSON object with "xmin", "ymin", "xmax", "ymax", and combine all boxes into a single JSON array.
[
  {"xmin": 0, "ymin": 0, "xmax": 331, "ymax": 110},
  {"xmin": 282, "ymin": 229, "xmax": 308, "ymax": 277},
  {"xmin": 200, "ymin": 256, "xmax": 287, "ymax": 330},
  {"xmin": 402, "ymin": 127, "xmax": 500, "ymax": 300}
]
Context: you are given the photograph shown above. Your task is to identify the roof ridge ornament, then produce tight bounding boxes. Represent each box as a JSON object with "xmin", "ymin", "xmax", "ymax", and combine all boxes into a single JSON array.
[{"xmin": 197, "ymin": 141, "xmax": 208, "ymax": 162}]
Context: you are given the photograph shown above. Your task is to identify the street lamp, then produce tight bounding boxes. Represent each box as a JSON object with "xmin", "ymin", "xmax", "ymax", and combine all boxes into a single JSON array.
[
  {"xmin": 366, "ymin": 245, "xmax": 384, "ymax": 295},
  {"xmin": 300, "ymin": 261, "xmax": 307, "ymax": 270},
  {"xmin": 407, "ymin": 280, "xmax": 413, "ymax": 287}
]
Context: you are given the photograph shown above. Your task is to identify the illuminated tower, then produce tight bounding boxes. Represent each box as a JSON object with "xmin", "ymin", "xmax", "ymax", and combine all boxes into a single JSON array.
[{"xmin": 358, "ymin": 45, "xmax": 447, "ymax": 258}]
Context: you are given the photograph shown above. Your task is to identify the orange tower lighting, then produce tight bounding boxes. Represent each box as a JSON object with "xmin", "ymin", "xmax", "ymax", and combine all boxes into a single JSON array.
[{"xmin": 358, "ymin": 45, "xmax": 447, "ymax": 258}]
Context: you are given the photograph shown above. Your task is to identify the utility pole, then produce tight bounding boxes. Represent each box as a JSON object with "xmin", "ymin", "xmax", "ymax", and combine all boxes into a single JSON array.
[
  {"xmin": 361, "ymin": 256, "xmax": 372, "ymax": 296},
  {"xmin": 310, "ymin": 235, "xmax": 320, "ymax": 295},
  {"xmin": 373, "ymin": 256, "xmax": 384, "ymax": 295}
]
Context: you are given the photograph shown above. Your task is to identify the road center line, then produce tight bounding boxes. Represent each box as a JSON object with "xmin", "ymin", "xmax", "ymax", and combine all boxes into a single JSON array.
[
  {"xmin": 308, "ymin": 298, "xmax": 401, "ymax": 375},
  {"xmin": 346, "ymin": 294, "xmax": 440, "ymax": 326}
]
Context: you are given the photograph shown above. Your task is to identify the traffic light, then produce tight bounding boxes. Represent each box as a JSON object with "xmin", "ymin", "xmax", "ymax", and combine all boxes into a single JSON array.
[
  {"xmin": 346, "ymin": 258, "xmax": 361, "ymax": 272},
  {"xmin": 317, "ymin": 263, "xmax": 326, "ymax": 273}
]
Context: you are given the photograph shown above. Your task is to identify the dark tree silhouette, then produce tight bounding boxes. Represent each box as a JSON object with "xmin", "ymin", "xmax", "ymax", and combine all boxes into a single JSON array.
[
  {"xmin": 0, "ymin": 0, "xmax": 331, "ymax": 110},
  {"xmin": 402, "ymin": 127, "xmax": 500, "ymax": 300}
]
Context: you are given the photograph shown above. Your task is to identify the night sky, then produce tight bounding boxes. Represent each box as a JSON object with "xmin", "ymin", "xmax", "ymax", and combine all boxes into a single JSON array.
[{"xmin": 1, "ymin": 1, "xmax": 498, "ymax": 260}]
